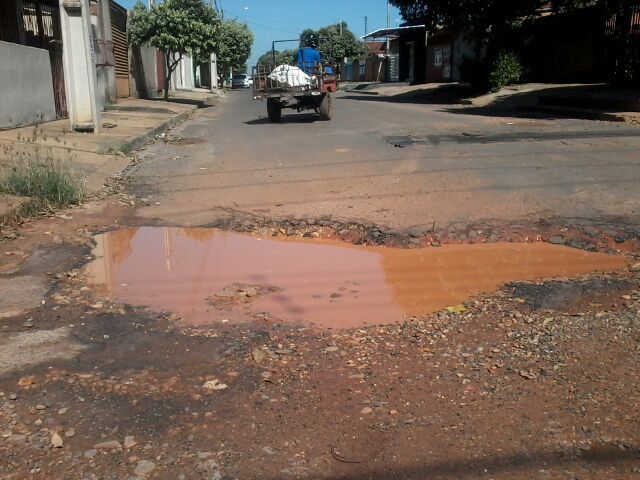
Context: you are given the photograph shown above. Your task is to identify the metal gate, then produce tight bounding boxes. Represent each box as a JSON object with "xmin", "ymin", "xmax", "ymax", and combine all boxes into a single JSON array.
[
  {"xmin": 42, "ymin": 3, "xmax": 67, "ymax": 117},
  {"xmin": 49, "ymin": 46, "xmax": 67, "ymax": 118},
  {"xmin": 109, "ymin": 0, "xmax": 130, "ymax": 98},
  {"xmin": 603, "ymin": 2, "xmax": 640, "ymax": 84},
  {"xmin": 387, "ymin": 54, "xmax": 400, "ymax": 82}
]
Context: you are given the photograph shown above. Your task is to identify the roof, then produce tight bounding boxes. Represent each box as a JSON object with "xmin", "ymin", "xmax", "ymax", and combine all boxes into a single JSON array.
[
  {"xmin": 362, "ymin": 25, "xmax": 426, "ymax": 40},
  {"xmin": 364, "ymin": 41, "xmax": 387, "ymax": 55}
]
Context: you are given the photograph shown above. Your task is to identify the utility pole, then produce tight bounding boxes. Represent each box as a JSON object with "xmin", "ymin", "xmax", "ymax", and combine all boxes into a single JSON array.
[
  {"xmin": 386, "ymin": 1, "xmax": 390, "ymax": 53},
  {"xmin": 387, "ymin": 1, "xmax": 390, "ymax": 28},
  {"xmin": 210, "ymin": 0, "xmax": 219, "ymax": 90}
]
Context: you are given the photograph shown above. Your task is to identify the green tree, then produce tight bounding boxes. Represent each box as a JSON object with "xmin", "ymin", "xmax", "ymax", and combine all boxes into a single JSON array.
[
  {"xmin": 389, "ymin": 0, "xmax": 543, "ymax": 47},
  {"xmin": 390, "ymin": 0, "xmax": 631, "ymax": 45},
  {"xmin": 129, "ymin": 0, "xmax": 218, "ymax": 100},
  {"xmin": 390, "ymin": 0, "xmax": 542, "ymax": 90},
  {"xmin": 391, "ymin": 0, "xmax": 633, "ymax": 88},
  {"xmin": 301, "ymin": 22, "xmax": 365, "ymax": 65},
  {"xmin": 256, "ymin": 49, "xmax": 297, "ymax": 67},
  {"xmin": 215, "ymin": 20, "xmax": 254, "ymax": 73},
  {"xmin": 550, "ymin": 0, "xmax": 628, "ymax": 13}
]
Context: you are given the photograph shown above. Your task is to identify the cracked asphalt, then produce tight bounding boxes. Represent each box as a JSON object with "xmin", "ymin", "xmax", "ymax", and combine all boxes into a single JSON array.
[
  {"xmin": 1, "ymin": 89, "xmax": 639, "ymax": 479},
  {"xmin": 129, "ymin": 90, "xmax": 640, "ymax": 229}
]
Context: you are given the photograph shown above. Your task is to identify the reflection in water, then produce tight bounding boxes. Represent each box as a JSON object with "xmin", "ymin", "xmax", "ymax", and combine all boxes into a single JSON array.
[{"xmin": 85, "ymin": 227, "xmax": 627, "ymax": 329}]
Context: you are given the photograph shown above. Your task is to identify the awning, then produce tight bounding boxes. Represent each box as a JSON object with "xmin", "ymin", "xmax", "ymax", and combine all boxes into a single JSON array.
[{"xmin": 362, "ymin": 25, "xmax": 426, "ymax": 40}]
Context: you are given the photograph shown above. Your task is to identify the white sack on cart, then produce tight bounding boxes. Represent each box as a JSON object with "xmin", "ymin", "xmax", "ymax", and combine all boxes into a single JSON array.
[{"xmin": 268, "ymin": 65, "xmax": 312, "ymax": 87}]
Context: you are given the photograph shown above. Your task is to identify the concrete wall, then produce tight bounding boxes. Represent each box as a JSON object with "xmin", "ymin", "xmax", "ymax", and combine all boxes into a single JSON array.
[
  {"xmin": 130, "ymin": 45, "xmax": 158, "ymax": 99},
  {"xmin": 91, "ymin": 23, "xmax": 106, "ymax": 112},
  {"xmin": 452, "ymin": 32, "xmax": 477, "ymax": 82},
  {"xmin": 522, "ymin": 7, "xmax": 601, "ymax": 82},
  {"xmin": 171, "ymin": 54, "xmax": 195, "ymax": 90},
  {"xmin": 0, "ymin": 41, "xmax": 57, "ymax": 129},
  {"xmin": 60, "ymin": 0, "xmax": 101, "ymax": 132},
  {"xmin": 182, "ymin": 55, "xmax": 194, "ymax": 89},
  {"xmin": 426, "ymin": 35, "xmax": 453, "ymax": 83},
  {"xmin": 93, "ymin": 0, "xmax": 117, "ymax": 107}
]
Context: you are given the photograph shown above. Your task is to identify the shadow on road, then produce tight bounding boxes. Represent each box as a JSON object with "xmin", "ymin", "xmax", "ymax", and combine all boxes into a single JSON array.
[
  {"xmin": 245, "ymin": 113, "xmax": 322, "ymax": 125},
  {"xmin": 262, "ymin": 443, "xmax": 640, "ymax": 480},
  {"xmin": 341, "ymin": 83, "xmax": 640, "ymax": 123},
  {"xmin": 151, "ymin": 97, "xmax": 213, "ymax": 108},
  {"xmin": 339, "ymin": 88, "xmax": 469, "ymax": 106}
]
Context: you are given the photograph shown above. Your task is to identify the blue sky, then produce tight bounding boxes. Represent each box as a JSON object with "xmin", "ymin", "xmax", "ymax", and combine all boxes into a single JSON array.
[{"xmin": 118, "ymin": 0, "xmax": 402, "ymax": 68}]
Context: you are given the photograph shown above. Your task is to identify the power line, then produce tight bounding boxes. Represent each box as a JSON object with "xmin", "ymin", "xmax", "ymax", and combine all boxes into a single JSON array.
[
  {"xmin": 237, "ymin": 18, "xmax": 299, "ymax": 36},
  {"xmin": 222, "ymin": 11, "xmax": 298, "ymax": 25}
]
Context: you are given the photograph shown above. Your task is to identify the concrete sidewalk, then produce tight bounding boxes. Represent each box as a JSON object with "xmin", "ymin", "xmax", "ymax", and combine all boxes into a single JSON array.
[
  {"xmin": 341, "ymin": 81, "xmax": 466, "ymax": 97},
  {"xmin": 344, "ymin": 81, "xmax": 640, "ymax": 123},
  {"xmin": 466, "ymin": 83, "xmax": 640, "ymax": 121},
  {"xmin": 0, "ymin": 97, "xmax": 200, "ymax": 157},
  {"xmin": 0, "ymin": 92, "xmax": 218, "ymax": 221}
]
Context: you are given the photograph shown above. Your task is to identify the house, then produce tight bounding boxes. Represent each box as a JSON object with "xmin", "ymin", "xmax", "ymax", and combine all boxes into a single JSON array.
[
  {"xmin": 339, "ymin": 33, "xmax": 400, "ymax": 82},
  {"xmin": 363, "ymin": 24, "xmax": 428, "ymax": 84},
  {"xmin": 518, "ymin": 4, "xmax": 631, "ymax": 83},
  {"xmin": 363, "ymin": 24, "xmax": 477, "ymax": 85},
  {"xmin": 0, "ymin": 0, "xmax": 168, "ymax": 132},
  {"xmin": 0, "ymin": 0, "xmax": 68, "ymax": 128},
  {"xmin": 425, "ymin": 30, "xmax": 477, "ymax": 84},
  {"xmin": 365, "ymin": 3, "xmax": 639, "ymax": 87},
  {"xmin": 0, "ymin": 0, "xmax": 121, "ymax": 131}
]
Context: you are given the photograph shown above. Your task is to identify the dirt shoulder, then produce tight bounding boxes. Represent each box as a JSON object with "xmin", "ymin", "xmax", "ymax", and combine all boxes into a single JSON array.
[
  {"xmin": 0, "ymin": 191, "xmax": 638, "ymax": 479},
  {"xmin": 0, "ymin": 260, "xmax": 639, "ymax": 479},
  {"xmin": 1, "ymin": 91, "xmax": 639, "ymax": 478}
]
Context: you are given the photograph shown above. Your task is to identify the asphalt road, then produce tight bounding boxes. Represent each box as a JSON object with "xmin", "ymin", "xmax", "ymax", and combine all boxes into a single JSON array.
[
  {"xmin": 2, "ymin": 89, "xmax": 640, "ymax": 480},
  {"xmin": 131, "ymin": 89, "xmax": 640, "ymax": 230}
]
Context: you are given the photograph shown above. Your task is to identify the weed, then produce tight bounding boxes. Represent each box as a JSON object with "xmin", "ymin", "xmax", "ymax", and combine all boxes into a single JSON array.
[
  {"xmin": 0, "ymin": 158, "xmax": 84, "ymax": 207},
  {"xmin": 488, "ymin": 51, "xmax": 524, "ymax": 92},
  {"xmin": 459, "ymin": 50, "xmax": 525, "ymax": 93}
]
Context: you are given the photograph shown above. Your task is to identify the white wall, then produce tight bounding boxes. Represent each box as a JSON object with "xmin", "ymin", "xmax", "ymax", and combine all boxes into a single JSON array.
[
  {"xmin": 92, "ymin": 0, "xmax": 117, "ymax": 108},
  {"xmin": 130, "ymin": 45, "xmax": 158, "ymax": 99},
  {"xmin": 181, "ymin": 55, "xmax": 194, "ymax": 89},
  {"xmin": 171, "ymin": 54, "xmax": 194, "ymax": 91},
  {"xmin": 59, "ymin": 0, "xmax": 100, "ymax": 132},
  {"xmin": 91, "ymin": 22, "xmax": 106, "ymax": 112},
  {"xmin": 0, "ymin": 41, "xmax": 57, "ymax": 128}
]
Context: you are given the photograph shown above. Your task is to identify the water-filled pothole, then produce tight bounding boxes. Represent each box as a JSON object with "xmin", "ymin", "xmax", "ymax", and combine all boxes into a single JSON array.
[{"xmin": 85, "ymin": 227, "xmax": 627, "ymax": 329}]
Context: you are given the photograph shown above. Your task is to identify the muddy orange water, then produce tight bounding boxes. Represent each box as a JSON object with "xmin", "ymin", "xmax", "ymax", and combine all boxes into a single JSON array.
[{"xmin": 85, "ymin": 227, "xmax": 626, "ymax": 329}]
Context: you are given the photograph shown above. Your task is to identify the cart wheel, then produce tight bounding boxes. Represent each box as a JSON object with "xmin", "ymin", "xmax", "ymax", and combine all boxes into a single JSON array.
[
  {"xmin": 319, "ymin": 93, "xmax": 332, "ymax": 121},
  {"xmin": 267, "ymin": 99, "xmax": 282, "ymax": 122}
]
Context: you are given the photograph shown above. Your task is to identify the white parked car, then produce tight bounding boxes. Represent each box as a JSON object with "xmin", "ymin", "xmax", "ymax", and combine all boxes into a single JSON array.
[{"xmin": 231, "ymin": 74, "xmax": 250, "ymax": 88}]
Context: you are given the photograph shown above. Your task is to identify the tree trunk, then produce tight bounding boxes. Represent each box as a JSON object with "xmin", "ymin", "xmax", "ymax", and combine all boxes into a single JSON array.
[
  {"xmin": 164, "ymin": 52, "xmax": 171, "ymax": 100},
  {"xmin": 163, "ymin": 51, "xmax": 183, "ymax": 100}
]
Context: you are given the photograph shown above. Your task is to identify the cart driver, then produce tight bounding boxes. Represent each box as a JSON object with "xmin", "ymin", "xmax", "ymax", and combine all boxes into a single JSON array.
[{"xmin": 298, "ymin": 38, "xmax": 322, "ymax": 74}]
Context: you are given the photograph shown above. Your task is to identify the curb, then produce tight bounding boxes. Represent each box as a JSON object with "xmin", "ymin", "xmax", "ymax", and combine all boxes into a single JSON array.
[
  {"xmin": 102, "ymin": 107, "xmax": 197, "ymax": 155},
  {"xmin": 520, "ymin": 105, "xmax": 628, "ymax": 123}
]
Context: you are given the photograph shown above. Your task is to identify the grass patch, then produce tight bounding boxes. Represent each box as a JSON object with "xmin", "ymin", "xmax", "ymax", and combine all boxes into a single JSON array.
[{"xmin": 0, "ymin": 158, "xmax": 85, "ymax": 207}]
